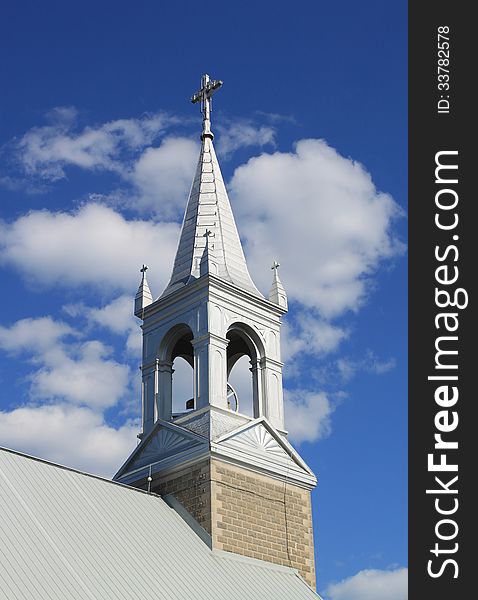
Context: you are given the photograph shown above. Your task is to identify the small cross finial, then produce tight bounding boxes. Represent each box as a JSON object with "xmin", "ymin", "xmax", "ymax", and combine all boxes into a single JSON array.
[
  {"xmin": 140, "ymin": 264, "xmax": 148, "ymax": 274},
  {"xmin": 269, "ymin": 260, "xmax": 288, "ymax": 309},
  {"xmin": 191, "ymin": 74, "xmax": 223, "ymax": 140},
  {"xmin": 204, "ymin": 229, "xmax": 213, "ymax": 238}
]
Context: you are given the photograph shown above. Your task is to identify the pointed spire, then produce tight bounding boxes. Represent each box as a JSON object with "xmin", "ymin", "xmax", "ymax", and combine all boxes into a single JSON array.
[
  {"xmin": 161, "ymin": 75, "xmax": 262, "ymax": 299},
  {"xmin": 135, "ymin": 265, "xmax": 153, "ymax": 318},
  {"xmin": 269, "ymin": 261, "xmax": 288, "ymax": 310}
]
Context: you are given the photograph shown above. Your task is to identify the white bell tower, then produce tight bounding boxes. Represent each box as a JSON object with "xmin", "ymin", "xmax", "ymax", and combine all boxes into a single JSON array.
[
  {"xmin": 115, "ymin": 75, "xmax": 317, "ymax": 590},
  {"xmin": 134, "ymin": 73, "xmax": 287, "ymax": 435}
]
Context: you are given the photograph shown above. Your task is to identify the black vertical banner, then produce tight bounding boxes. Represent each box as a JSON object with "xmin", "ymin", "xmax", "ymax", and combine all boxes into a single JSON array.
[{"xmin": 409, "ymin": 3, "xmax": 473, "ymax": 599}]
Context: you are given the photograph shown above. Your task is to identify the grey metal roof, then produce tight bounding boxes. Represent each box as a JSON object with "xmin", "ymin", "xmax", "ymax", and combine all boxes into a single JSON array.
[
  {"xmin": 161, "ymin": 136, "xmax": 263, "ymax": 298},
  {"xmin": 0, "ymin": 447, "xmax": 320, "ymax": 599}
]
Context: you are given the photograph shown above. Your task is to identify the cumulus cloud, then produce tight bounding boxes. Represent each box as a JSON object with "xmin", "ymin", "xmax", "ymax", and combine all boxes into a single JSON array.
[
  {"xmin": 68, "ymin": 296, "xmax": 133, "ymax": 334},
  {"xmin": 282, "ymin": 312, "xmax": 348, "ymax": 363},
  {"xmin": 0, "ymin": 403, "xmax": 138, "ymax": 477},
  {"xmin": 11, "ymin": 109, "xmax": 276, "ymax": 218},
  {"xmin": 325, "ymin": 567, "xmax": 408, "ymax": 600},
  {"xmin": 0, "ymin": 203, "xmax": 179, "ymax": 295},
  {"xmin": 30, "ymin": 340, "xmax": 129, "ymax": 409},
  {"xmin": 0, "ymin": 316, "xmax": 75, "ymax": 353},
  {"xmin": 0, "ymin": 316, "xmax": 137, "ymax": 476},
  {"xmin": 64, "ymin": 295, "xmax": 141, "ymax": 354},
  {"xmin": 216, "ymin": 119, "xmax": 276, "ymax": 158},
  {"xmin": 16, "ymin": 107, "xmax": 171, "ymax": 181},
  {"xmin": 0, "ymin": 317, "xmax": 130, "ymax": 410},
  {"xmin": 129, "ymin": 136, "xmax": 199, "ymax": 218},
  {"xmin": 10, "ymin": 106, "xmax": 199, "ymax": 219},
  {"xmin": 230, "ymin": 139, "xmax": 405, "ymax": 317},
  {"xmin": 284, "ymin": 389, "xmax": 335, "ymax": 443}
]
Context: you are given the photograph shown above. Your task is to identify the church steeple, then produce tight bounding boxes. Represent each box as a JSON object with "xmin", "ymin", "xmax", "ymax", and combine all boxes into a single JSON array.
[
  {"xmin": 117, "ymin": 75, "xmax": 317, "ymax": 590},
  {"xmin": 162, "ymin": 75, "xmax": 261, "ymax": 298}
]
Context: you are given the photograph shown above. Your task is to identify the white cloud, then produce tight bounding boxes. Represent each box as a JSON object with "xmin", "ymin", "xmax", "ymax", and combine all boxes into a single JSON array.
[
  {"xmin": 216, "ymin": 119, "xmax": 276, "ymax": 158},
  {"xmin": 325, "ymin": 567, "xmax": 408, "ymax": 600},
  {"xmin": 0, "ymin": 317, "xmax": 130, "ymax": 410},
  {"xmin": 75, "ymin": 295, "xmax": 133, "ymax": 334},
  {"xmin": 0, "ymin": 403, "xmax": 138, "ymax": 477},
  {"xmin": 0, "ymin": 317, "xmax": 136, "ymax": 475},
  {"xmin": 0, "ymin": 203, "xmax": 179, "ymax": 295},
  {"xmin": 17, "ymin": 107, "xmax": 171, "ymax": 181},
  {"xmin": 30, "ymin": 340, "xmax": 129, "ymax": 409},
  {"xmin": 64, "ymin": 295, "xmax": 141, "ymax": 354},
  {"xmin": 129, "ymin": 137, "xmax": 199, "ymax": 218},
  {"xmin": 0, "ymin": 316, "xmax": 74, "ymax": 353},
  {"xmin": 254, "ymin": 111, "xmax": 297, "ymax": 125},
  {"xmin": 0, "ymin": 174, "xmax": 47, "ymax": 194},
  {"xmin": 337, "ymin": 351, "xmax": 396, "ymax": 383},
  {"xmin": 284, "ymin": 389, "xmax": 335, "ymax": 443},
  {"xmin": 282, "ymin": 313, "xmax": 348, "ymax": 363},
  {"xmin": 12, "ymin": 109, "xmax": 199, "ymax": 219},
  {"xmin": 230, "ymin": 138, "xmax": 405, "ymax": 317},
  {"xmin": 371, "ymin": 356, "xmax": 397, "ymax": 374},
  {"xmin": 336, "ymin": 359, "xmax": 357, "ymax": 383}
]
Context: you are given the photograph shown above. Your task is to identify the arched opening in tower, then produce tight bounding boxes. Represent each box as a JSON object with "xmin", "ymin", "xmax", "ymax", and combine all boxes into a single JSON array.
[
  {"xmin": 227, "ymin": 355, "xmax": 253, "ymax": 416},
  {"xmin": 170, "ymin": 328, "xmax": 194, "ymax": 416},
  {"xmin": 226, "ymin": 328, "xmax": 257, "ymax": 418},
  {"xmin": 172, "ymin": 357, "xmax": 194, "ymax": 415}
]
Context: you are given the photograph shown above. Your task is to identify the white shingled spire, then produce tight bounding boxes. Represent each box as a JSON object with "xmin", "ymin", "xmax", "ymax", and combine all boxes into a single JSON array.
[
  {"xmin": 268, "ymin": 261, "xmax": 288, "ymax": 310},
  {"xmin": 161, "ymin": 75, "xmax": 262, "ymax": 299},
  {"xmin": 134, "ymin": 265, "xmax": 153, "ymax": 318}
]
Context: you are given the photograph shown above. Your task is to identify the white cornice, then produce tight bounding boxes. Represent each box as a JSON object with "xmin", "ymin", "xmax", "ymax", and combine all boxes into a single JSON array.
[{"xmin": 141, "ymin": 272, "xmax": 287, "ymax": 326}]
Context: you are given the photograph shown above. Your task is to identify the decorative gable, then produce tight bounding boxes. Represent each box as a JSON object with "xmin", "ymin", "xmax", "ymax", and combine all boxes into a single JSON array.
[
  {"xmin": 212, "ymin": 418, "xmax": 317, "ymax": 489},
  {"xmin": 114, "ymin": 420, "xmax": 208, "ymax": 482},
  {"xmin": 131, "ymin": 428, "xmax": 193, "ymax": 469},
  {"xmin": 223, "ymin": 423, "xmax": 284, "ymax": 457}
]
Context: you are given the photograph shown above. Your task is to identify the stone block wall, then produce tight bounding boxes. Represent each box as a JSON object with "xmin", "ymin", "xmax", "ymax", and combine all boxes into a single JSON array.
[
  {"xmin": 210, "ymin": 460, "xmax": 316, "ymax": 589},
  {"xmin": 152, "ymin": 458, "xmax": 316, "ymax": 590},
  {"xmin": 152, "ymin": 460, "xmax": 212, "ymax": 534}
]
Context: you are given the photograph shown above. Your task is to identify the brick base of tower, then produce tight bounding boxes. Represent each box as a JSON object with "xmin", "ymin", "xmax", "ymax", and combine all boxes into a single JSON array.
[{"xmin": 151, "ymin": 458, "xmax": 316, "ymax": 590}]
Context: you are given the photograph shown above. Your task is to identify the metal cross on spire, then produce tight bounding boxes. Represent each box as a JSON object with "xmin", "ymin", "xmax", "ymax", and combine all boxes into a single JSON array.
[{"xmin": 191, "ymin": 74, "xmax": 223, "ymax": 140}]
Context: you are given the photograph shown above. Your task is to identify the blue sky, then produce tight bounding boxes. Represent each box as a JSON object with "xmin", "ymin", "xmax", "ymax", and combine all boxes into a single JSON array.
[{"xmin": 0, "ymin": 1, "xmax": 407, "ymax": 599}]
